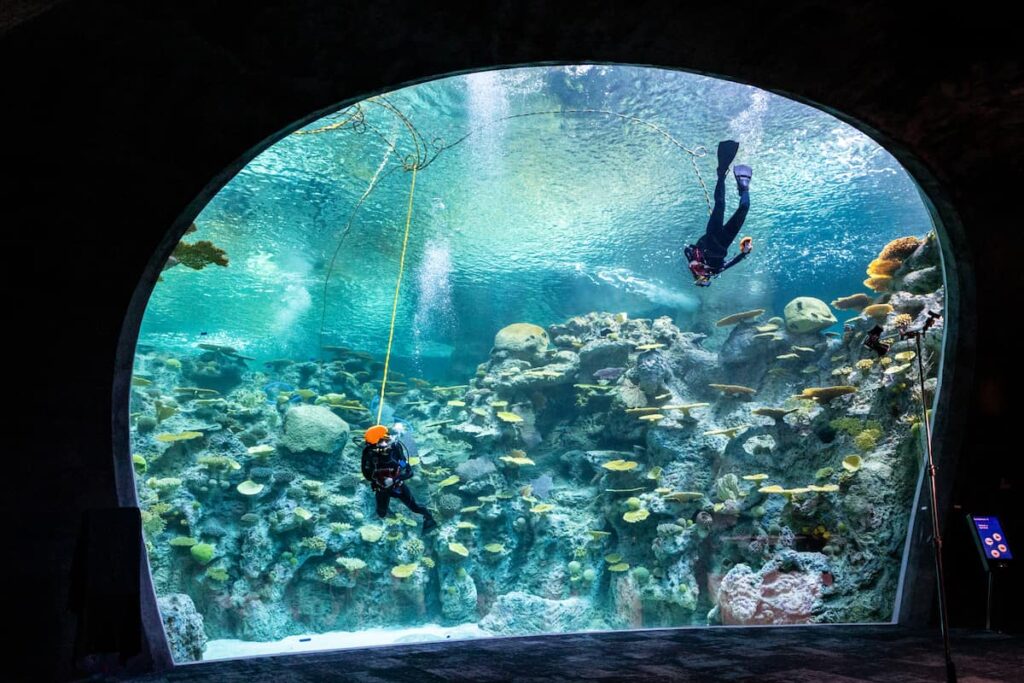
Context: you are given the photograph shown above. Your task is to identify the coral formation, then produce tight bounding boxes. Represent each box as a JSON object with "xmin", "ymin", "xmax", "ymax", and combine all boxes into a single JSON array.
[{"xmin": 131, "ymin": 238, "xmax": 941, "ymax": 653}]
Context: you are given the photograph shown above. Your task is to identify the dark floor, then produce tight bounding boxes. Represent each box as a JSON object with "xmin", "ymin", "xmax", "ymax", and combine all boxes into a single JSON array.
[{"xmin": 108, "ymin": 626, "xmax": 1022, "ymax": 682}]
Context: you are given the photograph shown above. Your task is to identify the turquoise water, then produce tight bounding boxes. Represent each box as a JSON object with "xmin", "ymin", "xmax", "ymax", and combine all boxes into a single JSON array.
[
  {"xmin": 131, "ymin": 65, "xmax": 943, "ymax": 661},
  {"xmin": 143, "ymin": 65, "xmax": 930, "ymax": 378}
]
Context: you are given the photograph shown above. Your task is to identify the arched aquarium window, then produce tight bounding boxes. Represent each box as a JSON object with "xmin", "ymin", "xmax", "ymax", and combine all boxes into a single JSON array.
[{"xmin": 127, "ymin": 64, "xmax": 948, "ymax": 662}]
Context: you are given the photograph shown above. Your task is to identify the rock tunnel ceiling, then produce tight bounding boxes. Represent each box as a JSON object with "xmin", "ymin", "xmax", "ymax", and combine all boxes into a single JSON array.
[{"xmin": 128, "ymin": 65, "xmax": 947, "ymax": 661}]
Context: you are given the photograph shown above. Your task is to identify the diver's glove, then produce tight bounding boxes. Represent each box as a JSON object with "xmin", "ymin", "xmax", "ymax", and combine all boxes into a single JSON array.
[
  {"xmin": 383, "ymin": 477, "xmax": 394, "ymax": 488},
  {"xmin": 740, "ymin": 236, "xmax": 753, "ymax": 254}
]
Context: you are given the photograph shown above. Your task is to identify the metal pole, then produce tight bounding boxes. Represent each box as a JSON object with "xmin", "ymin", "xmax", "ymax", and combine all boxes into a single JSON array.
[
  {"xmin": 986, "ymin": 572, "xmax": 993, "ymax": 632},
  {"xmin": 914, "ymin": 332, "xmax": 957, "ymax": 682}
]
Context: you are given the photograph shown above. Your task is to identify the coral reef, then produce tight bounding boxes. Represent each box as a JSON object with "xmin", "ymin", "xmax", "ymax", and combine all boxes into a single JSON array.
[{"xmin": 130, "ymin": 233, "xmax": 942, "ymax": 646}]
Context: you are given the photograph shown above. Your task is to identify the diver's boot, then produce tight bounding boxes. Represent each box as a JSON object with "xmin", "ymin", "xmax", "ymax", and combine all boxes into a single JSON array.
[
  {"xmin": 734, "ymin": 164, "xmax": 752, "ymax": 193},
  {"xmin": 717, "ymin": 140, "xmax": 740, "ymax": 174},
  {"xmin": 422, "ymin": 515, "xmax": 438, "ymax": 534}
]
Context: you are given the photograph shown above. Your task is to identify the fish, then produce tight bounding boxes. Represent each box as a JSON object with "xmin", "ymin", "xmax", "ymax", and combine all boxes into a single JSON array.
[{"xmin": 592, "ymin": 367, "xmax": 624, "ymax": 381}]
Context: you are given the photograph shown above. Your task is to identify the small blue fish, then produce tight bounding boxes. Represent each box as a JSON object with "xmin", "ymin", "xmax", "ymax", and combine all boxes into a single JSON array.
[{"xmin": 592, "ymin": 367, "xmax": 624, "ymax": 381}]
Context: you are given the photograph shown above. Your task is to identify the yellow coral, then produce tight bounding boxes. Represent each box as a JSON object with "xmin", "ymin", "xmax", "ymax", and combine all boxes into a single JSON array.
[
  {"xmin": 742, "ymin": 474, "xmax": 769, "ymax": 481},
  {"xmin": 831, "ymin": 293, "xmax": 873, "ymax": 311},
  {"xmin": 866, "ymin": 258, "xmax": 902, "ymax": 277},
  {"xmin": 530, "ymin": 503, "xmax": 554, "ymax": 513},
  {"xmin": 496, "ymin": 411, "xmax": 524, "ymax": 423},
  {"xmin": 862, "ymin": 304, "xmax": 894, "ymax": 319},
  {"xmin": 662, "ymin": 491, "xmax": 703, "ymax": 502},
  {"xmin": 500, "ymin": 455, "xmax": 535, "ymax": 466},
  {"xmin": 623, "ymin": 509, "xmax": 650, "ymax": 523},
  {"xmin": 359, "ymin": 525, "xmax": 383, "ymax": 542},
  {"xmin": 864, "ymin": 276, "xmax": 893, "ymax": 292},
  {"xmin": 391, "ymin": 563, "xmax": 419, "ymax": 578},
  {"xmin": 438, "ymin": 475, "xmax": 460, "ymax": 488},
  {"xmin": 715, "ymin": 309, "xmax": 766, "ymax": 327},
  {"xmin": 661, "ymin": 403, "xmax": 710, "ymax": 416},
  {"xmin": 879, "ymin": 236, "xmax": 921, "ymax": 261},
  {"xmin": 793, "ymin": 386, "xmax": 857, "ymax": 403},
  {"xmin": 842, "ymin": 455, "xmax": 863, "ymax": 472},
  {"xmin": 484, "ymin": 543, "xmax": 505, "ymax": 553},
  {"xmin": 155, "ymin": 431, "xmax": 203, "ymax": 442},
  {"xmin": 448, "ymin": 542, "xmax": 469, "ymax": 557},
  {"xmin": 703, "ymin": 425, "xmax": 749, "ymax": 439},
  {"xmin": 608, "ymin": 563, "xmax": 630, "ymax": 572},
  {"xmin": 709, "ymin": 384, "xmax": 757, "ymax": 395},
  {"xmin": 602, "ymin": 460, "xmax": 638, "ymax": 471}
]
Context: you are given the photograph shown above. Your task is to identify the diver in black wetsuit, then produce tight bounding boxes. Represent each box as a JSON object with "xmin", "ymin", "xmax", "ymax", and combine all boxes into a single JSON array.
[
  {"xmin": 360, "ymin": 425, "xmax": 437, "ymax": 533},
  {"xmin": 684, "ymin": 140, "xmax": 754, "ymax": 287}
]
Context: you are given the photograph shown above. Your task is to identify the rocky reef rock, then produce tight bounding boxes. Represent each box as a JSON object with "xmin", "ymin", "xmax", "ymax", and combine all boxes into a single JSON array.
[
  {"xmin": 440, "ymin": 568, "xmax": 478, "ymax": 623},
  {"xmin": 182, "ymin": 350, "xmax": 247, "ymax": 393},
  {"xmin": 480, "ymin": 591, "xmax": 598, "ymax": 635},
  {"xmin": 784, "ymin": 297, "xmax": 837, "ymax": 334},
  {"xmin": 899, "ymin": 266, "xmax": 942, "ymax": 294},
  {"xmin": 578, "ymin": 339, "xmax": 633, "ymax": 378},
  {"xmin": 715, "ymin": 552, "xmax": 830, "ymax": 625},
  {"xmin": 158, "ymin": 593, "xmax": 207, "ymax": 662},
  {"xmin": 280, "ymin": 404, "xmax": 349, "ymax": 454},
  {"xmin": 493, "ymin": 323, "xmax": 550, "ymax": 363}
]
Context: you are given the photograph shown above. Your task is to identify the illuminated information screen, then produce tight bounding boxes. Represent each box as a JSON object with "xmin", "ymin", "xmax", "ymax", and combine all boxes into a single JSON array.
[{"xmin": 972, "ymin": 516, "xmax": 1013, "ymax": 561}]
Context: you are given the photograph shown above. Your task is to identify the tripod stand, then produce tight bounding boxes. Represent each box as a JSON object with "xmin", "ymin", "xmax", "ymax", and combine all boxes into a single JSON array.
[{"xmin": 898, "ymin": 311, "xmax": 957, "ymax": 683}]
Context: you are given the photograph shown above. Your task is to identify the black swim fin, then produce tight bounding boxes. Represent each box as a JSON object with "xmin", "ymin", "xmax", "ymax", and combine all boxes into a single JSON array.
[
  {"xmin": 734, "ymin": 164, "xmax": 752, "ymax": 192},
  {"xmin": 717, "ymin": 140, "xmax": 740, "ymax": 173}
]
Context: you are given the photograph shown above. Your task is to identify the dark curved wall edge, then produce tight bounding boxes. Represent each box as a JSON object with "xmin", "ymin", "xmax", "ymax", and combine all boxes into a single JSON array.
[{"xmin": 7, "ymin": 2, "xmax": 1017, "ymax": 680}]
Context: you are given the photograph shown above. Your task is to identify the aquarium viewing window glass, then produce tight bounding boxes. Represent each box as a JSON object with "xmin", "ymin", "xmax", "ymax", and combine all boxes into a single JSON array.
[{"xmin": 128, "ymin": 65, "xmax": 947, "ymax": 662}]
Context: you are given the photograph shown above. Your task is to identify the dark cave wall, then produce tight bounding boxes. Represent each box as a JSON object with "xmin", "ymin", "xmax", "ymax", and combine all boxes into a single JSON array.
[{"xmin": 6, "ymin": 2, "xmax": 1021, "ymax": 680}]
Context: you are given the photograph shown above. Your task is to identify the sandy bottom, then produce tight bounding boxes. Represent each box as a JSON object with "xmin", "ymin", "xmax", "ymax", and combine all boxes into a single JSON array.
[{"xmin": 202, "ymin": 622, "xmax": 491, "ymax": 661}]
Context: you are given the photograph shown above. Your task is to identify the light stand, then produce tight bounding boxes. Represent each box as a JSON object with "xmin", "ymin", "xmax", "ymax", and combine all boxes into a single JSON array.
[{"xmin": 898, "ymin": 311, "xmax": 957, "ymax": 683}]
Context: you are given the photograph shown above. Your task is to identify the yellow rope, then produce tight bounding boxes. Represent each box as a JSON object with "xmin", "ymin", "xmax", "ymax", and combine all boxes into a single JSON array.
[{"xmin": 376, "ymin": 164, "xmax": 418, "ymax": 424}]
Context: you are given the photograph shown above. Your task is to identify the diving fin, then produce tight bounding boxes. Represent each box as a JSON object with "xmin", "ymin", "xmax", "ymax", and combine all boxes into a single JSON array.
[
  {"xmin": 734, "ymin": 164, "xmax": 752, "ymax": 192},
  {"xmin": 717, "ymin": 140, "xmax": 740, "ymax": 173}
]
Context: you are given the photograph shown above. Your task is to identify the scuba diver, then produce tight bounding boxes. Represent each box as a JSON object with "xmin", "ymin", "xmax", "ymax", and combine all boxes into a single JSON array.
[
  {"xmin": 360, "ymin": 424, "xmax": 437, "ymax": 533},
  {"xmin": 684, "ymin": 140, "xmax": 754, "ymax": 287}
]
